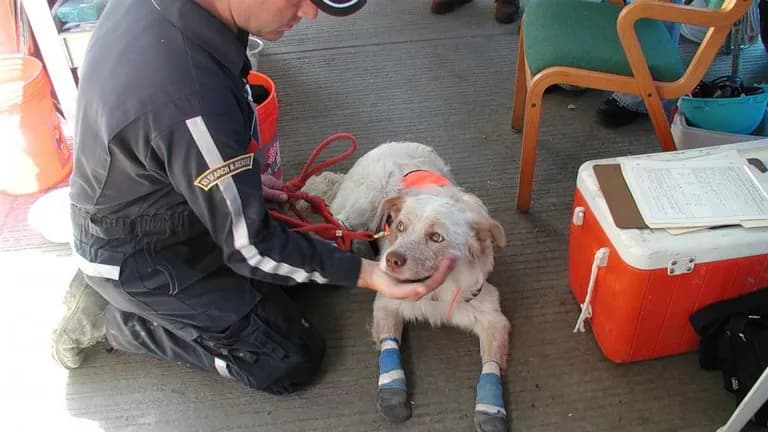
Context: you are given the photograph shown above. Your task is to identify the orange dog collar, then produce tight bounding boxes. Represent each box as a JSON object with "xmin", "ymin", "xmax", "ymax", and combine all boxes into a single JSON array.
[{"xmin": 400, "ymin": 170, "xmax": 451, "ymax": 189}]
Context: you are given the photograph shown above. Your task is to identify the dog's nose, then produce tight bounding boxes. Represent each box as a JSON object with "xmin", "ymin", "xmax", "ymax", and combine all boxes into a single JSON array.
[{"xmin": 385, "ymin": 251, "xmax": 407, "ymax": 271}]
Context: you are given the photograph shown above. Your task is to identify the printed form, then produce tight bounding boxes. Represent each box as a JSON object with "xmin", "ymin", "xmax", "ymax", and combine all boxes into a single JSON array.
[{"xmin": 620, "ymin": 158, "xmax": 768, "ymax": 228}]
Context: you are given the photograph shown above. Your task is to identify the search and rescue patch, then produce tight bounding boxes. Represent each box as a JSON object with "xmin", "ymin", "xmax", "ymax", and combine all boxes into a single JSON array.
[{"xmin": 194, "ymin": 153, "xmax": 254, "ymax": 191}]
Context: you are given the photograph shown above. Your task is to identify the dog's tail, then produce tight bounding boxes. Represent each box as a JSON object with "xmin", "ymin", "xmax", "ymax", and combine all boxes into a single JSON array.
[{"xmin": 296, "ymin": 171, "xmax": 345, "ymax": 210}]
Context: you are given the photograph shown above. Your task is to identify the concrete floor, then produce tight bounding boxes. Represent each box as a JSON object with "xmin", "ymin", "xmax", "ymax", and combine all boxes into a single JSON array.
[{"xmin": 3, "ymin": 1, "xmax": 768, "ymax": 431}]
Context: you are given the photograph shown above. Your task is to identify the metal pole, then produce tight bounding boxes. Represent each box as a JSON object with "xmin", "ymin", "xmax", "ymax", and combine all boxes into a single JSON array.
[
  {"xmin": 730, "ymin": 16, "xmax": 743, "ymax": 76},
  {"xmin": 718, "ymin": 366, "xmax": 768, "ymax": 432},
  {"xmin": 19, "ymin": 0, "xmax": 78, "ymax": 134}
]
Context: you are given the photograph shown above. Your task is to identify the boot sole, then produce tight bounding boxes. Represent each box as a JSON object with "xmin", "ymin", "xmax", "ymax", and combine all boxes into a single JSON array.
[{"xmin": 51, "ymin": 271, "xmax": 94, "ymax": 369}]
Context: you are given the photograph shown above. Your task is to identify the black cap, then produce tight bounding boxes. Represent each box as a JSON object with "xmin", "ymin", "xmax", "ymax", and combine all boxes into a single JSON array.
[{"xmin": 311, "ymin": 0, "xmax": 367, "ymax": 16}]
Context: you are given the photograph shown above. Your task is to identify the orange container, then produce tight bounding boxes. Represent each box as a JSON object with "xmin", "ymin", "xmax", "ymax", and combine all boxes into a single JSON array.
[
  {"xmin": 0, "ymin": 0, "xmax": 18, "ymax": 54},
  {"xmin": 246, "ymin": 71, "xmax": 282, "ymax": 181},
  {"xmin": 568, "ymin": 142, "xmax": 768, "ymax": 363},
  {"xmin": 0, "ymin": 55, "xmax": 71, "ymax": 195}
]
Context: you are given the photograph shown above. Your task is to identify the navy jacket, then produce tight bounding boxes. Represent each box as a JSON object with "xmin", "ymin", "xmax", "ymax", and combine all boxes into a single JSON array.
[{"xmin": 70, "ymin": 0, "xmax": 361, "ymax": 288}]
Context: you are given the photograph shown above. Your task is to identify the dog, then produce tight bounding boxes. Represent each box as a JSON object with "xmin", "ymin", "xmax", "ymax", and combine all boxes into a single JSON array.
[{"xmin": 304, "ymin": 141, "xmax": 510, "ymax": 432}]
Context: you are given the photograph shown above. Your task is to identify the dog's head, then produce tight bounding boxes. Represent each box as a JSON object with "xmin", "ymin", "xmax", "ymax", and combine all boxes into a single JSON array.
[{"xmin": 375, "ymin": 186, "xmax": 506, "ymax": 282}]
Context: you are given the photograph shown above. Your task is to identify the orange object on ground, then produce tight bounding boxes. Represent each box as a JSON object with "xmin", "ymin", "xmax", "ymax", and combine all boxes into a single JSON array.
[
  {"xmin": 246, "ymin": 71, "xmax": 282, "ymax": 180},
  {"xmin": 0, "ymin": 55, "xmax": 71, "ymax": 195},
  {"xmin": 568, "ymin": 145, "xmax": 768, "ymax": 363}
]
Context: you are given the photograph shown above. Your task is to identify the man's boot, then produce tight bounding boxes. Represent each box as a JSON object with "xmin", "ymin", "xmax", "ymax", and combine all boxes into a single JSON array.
[
  {"xmin": 430, "ymin": 0, "xmax": 473, "ymax": 15},
  {"xmin": 494, "ymin": 0, "xmax": 519, "ymax": 24},
  {"xmin": 52, "ymin": 270, "xmax": 108, "ymax": 369}
]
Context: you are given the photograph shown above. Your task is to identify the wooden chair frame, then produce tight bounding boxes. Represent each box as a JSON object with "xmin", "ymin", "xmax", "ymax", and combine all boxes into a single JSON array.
[{"xmin": 512, "ymin": 0, "xmax": 753, "ymax": 212}]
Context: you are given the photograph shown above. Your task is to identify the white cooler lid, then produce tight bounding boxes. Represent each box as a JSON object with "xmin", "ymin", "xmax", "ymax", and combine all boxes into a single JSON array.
[{"xmin": 577, "ymin": 139, "xmax": 768, "ymax": 270}]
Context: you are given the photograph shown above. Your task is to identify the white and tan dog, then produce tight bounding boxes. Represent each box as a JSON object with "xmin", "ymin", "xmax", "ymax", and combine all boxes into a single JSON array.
[{"xmin": 305, "ymin": 141, "xmax": 510, "ymax": 432}]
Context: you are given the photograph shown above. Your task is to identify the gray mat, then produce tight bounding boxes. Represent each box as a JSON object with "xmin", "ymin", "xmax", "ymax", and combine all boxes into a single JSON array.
[{"xmin": 6, "ymin": 0, "xmax": 767, "ymax": 430}]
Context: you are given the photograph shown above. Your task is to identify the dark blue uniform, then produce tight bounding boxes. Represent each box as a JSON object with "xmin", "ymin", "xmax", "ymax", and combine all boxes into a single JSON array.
[{"xmin": 70, "ymin": 0, "xmax": 361, "ymax": 393}]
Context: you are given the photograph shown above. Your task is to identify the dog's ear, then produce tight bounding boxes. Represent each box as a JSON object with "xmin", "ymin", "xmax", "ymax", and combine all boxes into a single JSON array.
[
  {"xmin": 375, "ymin": 194, "xmax": 404, "ymax": 230},
  {"xmin": 469, "ymin": 216, "xmax": 507, "ymax": 259},
  {"xmin": 483, "ymin": 217, "xmax": 507, "ymax": 248}
]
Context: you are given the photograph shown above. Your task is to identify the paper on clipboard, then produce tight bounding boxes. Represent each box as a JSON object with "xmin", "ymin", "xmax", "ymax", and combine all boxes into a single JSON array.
[{"xmin": 619, "ymin": 158, "xmax": 768, "ymax": 228}]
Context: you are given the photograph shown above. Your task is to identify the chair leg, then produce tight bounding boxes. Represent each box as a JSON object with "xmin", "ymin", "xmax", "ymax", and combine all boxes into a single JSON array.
[
  {"xmin": 516, "ymin": 80, "xmax": 546, "ymax": 213},
  {"xmin": 643, "ymin": 93, "xmax": 677, "ymax": 152},
  {"xmin": 512, "ymin": 31, "xmax": 527, "ymax": 131}
]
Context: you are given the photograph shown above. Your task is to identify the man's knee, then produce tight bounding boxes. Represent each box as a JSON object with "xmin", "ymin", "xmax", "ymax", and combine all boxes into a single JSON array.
[
  {"xmin": 104, "ymin": 305, "xmax": 218, "ymax": 374},
  {"xmin": 104, "ymin": 279, "xmax": 328, "ymax": 395},
  {"xmin": 222, "ymin": 320, "xmax": 326, "ymax": 395},
  {"xmin": 104, "ymin": 304, "xmax": 148, "ymax": 355}
]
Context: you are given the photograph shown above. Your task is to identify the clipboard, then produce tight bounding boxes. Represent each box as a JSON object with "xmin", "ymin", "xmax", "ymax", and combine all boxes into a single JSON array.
[
  {"xmin": 593, "ymin": 164, "xmax": 648, "ymax": 229},
  {"xmin": 593, "ymin": 159, "xmax": 768, "ymax": 230}
]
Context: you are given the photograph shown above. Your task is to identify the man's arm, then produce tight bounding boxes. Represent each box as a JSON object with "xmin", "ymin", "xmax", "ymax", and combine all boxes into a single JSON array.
[{"xmin": 152, "ymin": 110, "xmax": 361, "ymax": 288}]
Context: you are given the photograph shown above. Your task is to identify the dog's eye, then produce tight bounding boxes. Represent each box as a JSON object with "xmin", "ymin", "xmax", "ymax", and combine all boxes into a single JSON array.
[
  {"xmin": 429, "ymin": 232, "xmax": 444, "ymax": 243},
  {"xmin": 396, "ymin": 221, "xmax": 405, "ymax": 232}
]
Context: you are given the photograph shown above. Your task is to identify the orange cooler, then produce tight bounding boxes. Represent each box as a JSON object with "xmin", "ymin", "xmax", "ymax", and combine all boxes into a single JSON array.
[{"xmin": 568, "ymin": 140, "xmax": 768, "ymax": 363}]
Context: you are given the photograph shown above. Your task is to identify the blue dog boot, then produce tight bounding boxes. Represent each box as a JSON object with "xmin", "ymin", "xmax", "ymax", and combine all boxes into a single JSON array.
[
  {"xmin": 376, "ymin": 337, "xmax": 411, "ymax": 422},
  {"xmin": 474, "ymin": 361, "xmax": 508, "ymax": 432}
]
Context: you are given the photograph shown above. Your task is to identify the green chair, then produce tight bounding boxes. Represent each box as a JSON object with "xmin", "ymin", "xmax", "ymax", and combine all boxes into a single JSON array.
[{"xmin": 512, "ymin": 0, "xmax": 753, "ymax": 212}]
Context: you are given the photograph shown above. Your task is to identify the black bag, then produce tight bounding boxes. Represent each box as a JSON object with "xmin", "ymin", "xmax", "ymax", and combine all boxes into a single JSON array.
[{"xmin": 690, "ymin": 287, "xmax": 768, "ymax": 427}]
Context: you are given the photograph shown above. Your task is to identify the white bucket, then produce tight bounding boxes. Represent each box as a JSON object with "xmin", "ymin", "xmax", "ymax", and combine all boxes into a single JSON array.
[
  {"xmin": 247, "ymin": 36, "xmax": 264, "ymax": 71},
  {"xmin": 27, "ymin": 186, "xmax": 72, "ymax": 244}
]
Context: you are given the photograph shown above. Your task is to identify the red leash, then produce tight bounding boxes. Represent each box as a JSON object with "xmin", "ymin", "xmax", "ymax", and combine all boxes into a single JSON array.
[{"xmin": 268, "ymin": 133, "xmax": 382, "ymax": 251}]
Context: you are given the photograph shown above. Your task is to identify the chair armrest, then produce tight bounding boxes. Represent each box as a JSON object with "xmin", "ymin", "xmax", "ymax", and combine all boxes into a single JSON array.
[
  {"xmin": 615, "ymin": 0, "xmax": 744, "ymax": 94},
  {"xmin": 618, "ymin": 1, "xmax": 736, "ymax": 30}
]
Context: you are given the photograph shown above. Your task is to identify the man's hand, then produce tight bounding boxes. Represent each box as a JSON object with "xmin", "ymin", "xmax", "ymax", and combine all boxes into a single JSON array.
[
  {"xmin": 357, "ymin": 256, "xmax": 455, "ymax": 301},
  {"xmin": 261, "ymin": 175, "xmax": 288, "ymax": 203}
]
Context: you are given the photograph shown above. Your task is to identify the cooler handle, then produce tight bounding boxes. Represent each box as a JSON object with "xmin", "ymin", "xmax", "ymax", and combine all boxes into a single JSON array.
[
  {"xmin": 572, "ymin": 206, "xmax": 585, "ymax": 226},
  {"xmin": 573, "ymin": 247, "xmax": 610, "ymax": 333}
]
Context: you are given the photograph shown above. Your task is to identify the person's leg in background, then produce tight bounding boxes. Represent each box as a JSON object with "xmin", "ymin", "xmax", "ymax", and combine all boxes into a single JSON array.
[
  {"xmin": 760, "ymin": 0, "xmax": 768, "ymax": 54},
  {"xmin": 597, "ymin": 0, "xmax": 684, "ymax": 127},
  {"xmin": 429, "ymin": 0, "xmax": 521, "ymax": 24}
]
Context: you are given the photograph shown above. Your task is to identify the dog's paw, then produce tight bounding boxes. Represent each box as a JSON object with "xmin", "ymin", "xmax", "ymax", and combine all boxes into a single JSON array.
[
  {"xmin": 474, "ymin": 411, "xmax": 508, "ymax": 432},
  {"xmin": 376, "ymin": 388, "xmax": 411, "ymax": 422}
]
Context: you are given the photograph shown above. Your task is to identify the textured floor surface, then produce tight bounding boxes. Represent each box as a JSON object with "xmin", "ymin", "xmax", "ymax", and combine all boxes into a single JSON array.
[{"xmin": 3, "ymin": 1, "xmax": 768, "ymax": 431}]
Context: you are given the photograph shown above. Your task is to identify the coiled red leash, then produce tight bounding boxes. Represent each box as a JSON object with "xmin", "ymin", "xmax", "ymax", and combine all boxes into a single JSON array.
[{"xmin": 268, "ymin": 133, "xmax": 383, "ymax": 251}]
